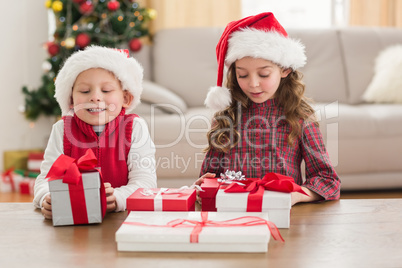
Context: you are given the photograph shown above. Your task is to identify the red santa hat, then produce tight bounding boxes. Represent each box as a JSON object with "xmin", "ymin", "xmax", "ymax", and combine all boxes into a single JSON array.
[
  {"xmin": 54, "ymin": 45, "xmax": 143, "ymax": 116},
  {"xmin": 205, "ymin": 12, "xmax": 306, "ymax": 112}
]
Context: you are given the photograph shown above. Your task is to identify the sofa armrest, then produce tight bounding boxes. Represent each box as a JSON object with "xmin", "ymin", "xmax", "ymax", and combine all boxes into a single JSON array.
[{"xmin": 141, "ymin": 80, "xmax": 188, "ymax": 114}]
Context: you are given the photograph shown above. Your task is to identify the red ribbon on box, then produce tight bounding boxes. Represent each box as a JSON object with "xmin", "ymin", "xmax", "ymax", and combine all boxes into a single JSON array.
[
  {"xmin": 1, "ymin": 168, "xmax": 15, "ymax": 191},
  {"xmin": 224, "ymin": 173, "xmax": 308, "ymax": 212},
  {"xmin": 124, "ymin": 211, "xmax": 284, "ymax": 243},
  {"xmin": 46, "ymin": 149, "xmax": 106, "ymax": 224}
]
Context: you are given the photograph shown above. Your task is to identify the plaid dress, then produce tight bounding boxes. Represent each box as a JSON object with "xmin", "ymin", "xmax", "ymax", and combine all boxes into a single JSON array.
[{"xmin": 201, "ymin": 98, "xmax": 340, "ymax": 200}]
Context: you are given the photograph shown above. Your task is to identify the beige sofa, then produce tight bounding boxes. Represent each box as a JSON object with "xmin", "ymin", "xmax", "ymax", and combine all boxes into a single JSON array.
[{"xmin": 133, "ymin": 27, "xmax": 402, "ymax": 190}]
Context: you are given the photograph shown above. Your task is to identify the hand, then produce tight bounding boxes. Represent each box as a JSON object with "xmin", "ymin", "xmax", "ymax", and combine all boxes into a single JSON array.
[
  {"xmin": 193, "ymin": 173, "xmax": 216, "ymax": 204},
  {"xmin": 291, "ymin": 187, "xmax": 322, "ymax": 206},
  {"xmin": 104, "ymin": 182, "xmax": 117, "ymax": 212},
  {"xmin": 41, "ymin": 194, "xmax": 52, "ymax": 220}
]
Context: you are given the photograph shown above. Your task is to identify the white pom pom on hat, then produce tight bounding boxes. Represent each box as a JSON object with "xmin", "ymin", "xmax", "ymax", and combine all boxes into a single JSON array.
[
  {"xmin": 205, "ymin": 12, "xmax": 306, "ymax": 112},
  {"xmin": 54, "ymin": 45, "xmax": 143, "ymax": 116},
  {"xmin": 204, "ymin": 86, "xmax": 232, "ymax": 112}
]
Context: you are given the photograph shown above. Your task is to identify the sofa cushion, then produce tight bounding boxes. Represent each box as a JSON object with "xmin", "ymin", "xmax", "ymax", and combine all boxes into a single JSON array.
[
  {"xmin": 363, "ymin": 45, "xmax": 402, "ymax": 103},
  {"xmin": 287, "ymin": 29, "xmax": 348, "ymax": 103},
  {"xmin": 141, "ymin": 80, "xmax": 188, "ymax": 113},
  {"xmin": 314, "ymin": 102, "xmax": 402, "ymax": 175},
  {"xmin": 153, "ymin": 28, "xmax": 224, "ymax": 108},
  {"xmin": 339, "ymin": 27, "xmax": 402, "ymax": 104}
]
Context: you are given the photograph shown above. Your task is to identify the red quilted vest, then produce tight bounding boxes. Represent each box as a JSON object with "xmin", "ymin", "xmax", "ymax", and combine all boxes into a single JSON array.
[{"xmin": 63, "ymin": 108, "xmax": 137, "ymax": 188}]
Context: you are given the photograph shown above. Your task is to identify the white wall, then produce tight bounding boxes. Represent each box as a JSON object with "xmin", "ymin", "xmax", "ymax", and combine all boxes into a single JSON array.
[{"xmin": 0, "ymin": 1, "xmax": 54, "ymax": 170}]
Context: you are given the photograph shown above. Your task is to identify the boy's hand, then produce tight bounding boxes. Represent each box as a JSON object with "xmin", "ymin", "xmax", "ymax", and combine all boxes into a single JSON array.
[
  {"xmin": 104, "ymin": 182, "xmax": 117, "ymax": 212},
  {"xmin": 41, "ymin": 194, "xmax": 52, "ymax": 220}
]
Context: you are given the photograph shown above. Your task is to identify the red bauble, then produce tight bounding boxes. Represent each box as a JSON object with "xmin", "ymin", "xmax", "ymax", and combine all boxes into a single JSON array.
[
  {"xmin": 72, "ymin": 0, "xmax": 85, "ymax": 3},
  {"xmin": 76, "ymin": 33, "xmax": 91, "ymax": 48},
  {"xmin": 47, "ymin": 42, "xmax": 60, "ymax": 56},
  {"xmin": 79, "ymin": 2, "xmax": 94, "ymax": 14},
  {"xmin": 129, "ymin": 38, "xmax": 142, "ymax": 52},
  {"xmin": 107, "ymin": 0, "xmax": 120, "ymax": 11}
]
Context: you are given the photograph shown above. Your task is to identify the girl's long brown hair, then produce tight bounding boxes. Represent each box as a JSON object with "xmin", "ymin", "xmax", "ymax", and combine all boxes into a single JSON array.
[{"xmin": 205, "ymin": 62, "xmax": 317, "ymax": 153}]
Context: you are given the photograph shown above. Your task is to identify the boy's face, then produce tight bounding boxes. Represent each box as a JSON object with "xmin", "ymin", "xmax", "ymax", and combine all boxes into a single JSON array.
[{"xmin": 70, "ymin": 68, "xmax": 133, "ymax": 126}]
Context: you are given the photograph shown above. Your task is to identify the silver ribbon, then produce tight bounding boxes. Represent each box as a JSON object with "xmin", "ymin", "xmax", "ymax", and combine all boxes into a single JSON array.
[{"xmin": 218, "ymin": 170, "xmax": 247, "ymax": 186}]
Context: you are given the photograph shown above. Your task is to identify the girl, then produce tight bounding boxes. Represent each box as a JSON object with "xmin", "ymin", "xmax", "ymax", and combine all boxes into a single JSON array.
[
  {"xmin": 33, "ymin": 46, "xmax": 157, "ymax": 219},
  {"xmin": 197, "ymin": 12, "xmax": 340, "ymax": 205}
]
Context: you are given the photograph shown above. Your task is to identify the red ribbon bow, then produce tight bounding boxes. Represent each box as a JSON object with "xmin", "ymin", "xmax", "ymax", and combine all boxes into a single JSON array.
[
  {"xmin": 46, "ymin": 149, "xmax": 106, "ymax": 224},
  {"xmin": 1, "ymin": 167, "xmax": 15, "ymax": 191},
  {"xmin": 224, "ymin": 173, "xmax": 308, "ymax": 212}
]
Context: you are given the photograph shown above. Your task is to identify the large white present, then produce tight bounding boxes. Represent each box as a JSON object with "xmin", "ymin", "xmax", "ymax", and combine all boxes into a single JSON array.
[
  {"xmin": 115, "ymin": 211, "xmax": 283, "ymax": 253},
  {"xmin": 216, "ymin": 189, "xmax": 291, "ymax": 228}
]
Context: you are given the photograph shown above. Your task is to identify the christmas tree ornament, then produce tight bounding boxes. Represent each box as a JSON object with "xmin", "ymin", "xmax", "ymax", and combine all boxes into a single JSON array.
[
  {"xmin": 64, "ymin": 37, "xmax": 76, "ymax": 49},
  {"xmin": 107, "ymin": 0, "xmax": 121, "ymax": 11},
  {"xmin": 42, "ymin": 61, "xmax": 52, "ymax": 72},
  {"xmin": 111, "ymin": 12, "xmax": 128, "ymax": 35},
  {"xmin": 129, "ymin": 38, "xmax": 142, "ymax": 52},
  {"xmin": 79, "ymin": 1, "xmax": 94, "ymax": 14},
  {"xmin": 147, "ymin": 8, "xmax": 157, "ymax": 20},
  {"xmin": 76, "ymin": 33, "xmax": 91, "ymax": 48},
  {"xmin": 45, "ymin": 0, "xmax": 52, "ymax": 8},
  {"xmin": 47, "ymin": 42, "xmax": 60, "ymax": 56},
  {"xmin": 73, "ymin": 0, "xmax": 86, "ymax": 3},
  {"xmin": 52, "ymin": 1, "xmax": 63, "ymax": 12}
]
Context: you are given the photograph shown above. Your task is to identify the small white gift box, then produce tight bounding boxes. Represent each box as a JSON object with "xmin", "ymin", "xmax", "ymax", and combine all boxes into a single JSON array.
[
  {"xmin": 49, "ymin": 172, "xmax": 103, "ymax": 226},
  {"xmin": 216, "ymin": 189, "xmax": 291, "ymax": 228},
  {"xmin": 115, "ymin": 211, "xmax": 282, "ymax": 253}
]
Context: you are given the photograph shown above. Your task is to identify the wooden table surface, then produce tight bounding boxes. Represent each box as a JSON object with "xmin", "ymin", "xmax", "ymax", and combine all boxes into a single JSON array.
[{"xmin": 1, "ymin": 199, "xmax": 401, "ymax": 268}]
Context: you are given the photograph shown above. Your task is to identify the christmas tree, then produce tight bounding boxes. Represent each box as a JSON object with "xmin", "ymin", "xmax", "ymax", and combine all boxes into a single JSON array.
[{"xmin": 22, "ymin": 0, "xmax": 155, "ymax": 120}]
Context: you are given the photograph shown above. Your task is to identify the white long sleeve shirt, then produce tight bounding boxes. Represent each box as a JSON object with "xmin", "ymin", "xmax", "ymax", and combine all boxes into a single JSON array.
[{"xmin": 33, "ymin": 116, "xmax": 157, "ymax": 212}]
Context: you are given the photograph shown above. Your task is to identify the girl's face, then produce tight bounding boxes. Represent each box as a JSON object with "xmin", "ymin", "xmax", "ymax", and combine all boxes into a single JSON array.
[
  {"xmin": 235, "ymin": 57, "xmax": 291, "ymax": 103},
  {"xmin": 70, "ymin": 68, "xmax": 133, "ymax": 126}
]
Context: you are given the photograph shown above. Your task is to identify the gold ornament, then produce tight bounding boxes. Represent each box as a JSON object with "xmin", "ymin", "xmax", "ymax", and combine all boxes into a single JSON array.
[
  {"xmin": 52, "ymin": 1, "xmax": 63, "ymax": 12},
  {"xmin": 147, "ymin": 8, "xmax": 157, "ymax": 20},
  {"xmin": 44, "ymin": 0, "xmax": 52, "ymax": 9},
  {"xmin": 64, "ymin": 37, "xmax": 75, "ymax": 49}
]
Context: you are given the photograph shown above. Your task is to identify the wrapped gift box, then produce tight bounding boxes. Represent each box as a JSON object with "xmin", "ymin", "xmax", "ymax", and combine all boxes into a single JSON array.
[
  {"xmin": 116, "ymin": 211, "xmax": 282, "ymax": 253},
  {"xmin": 16, "ymin": 170, "xmax": 38, "ymax": 195},
  {"xmin": 127, "ymin": 188, "xmax": 196, "ymax": 212},
  {"xmin": 1, "ymin": 169, "xmax": 14, "ymax": 192},
  {"xmin": 27, "ymin": 152, "xmax": 44, "ymax": 173},
  {"xmin": 0, "ymin": 169, "xmax": 25, "ymax": 193},
  {"xmin": 49, "ymin": 171, "xmax": 103, "ymax": 226},
  {"xmin": 216, "ymin": 189, "xmax": 291, "ymax": 228},
  {"xmin": 3, "ymin": 149, "xmax": 43, "ymax": 171},
  {"xmin": 199, "ymin": 178, "xmax": 221, "ymax": 211}
]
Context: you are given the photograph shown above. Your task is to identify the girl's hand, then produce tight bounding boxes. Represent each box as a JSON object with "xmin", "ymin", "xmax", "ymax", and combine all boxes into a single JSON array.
[
  {"xmin": 193, "ymin": 173, "xmax": 216, "ymax": 204},
  {"xmin": 104, "ymin": 182, "xmax": 117, "ymax": 212},
  {"xmin": 291, "ymin": 187, "xmax": 322, "ymax": 206},
  {"xmin": 41, "ymin": 194, "xmax": 52, "ymax": 220}
]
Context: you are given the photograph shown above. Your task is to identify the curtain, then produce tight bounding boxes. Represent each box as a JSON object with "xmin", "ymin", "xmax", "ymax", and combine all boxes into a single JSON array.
[
  {"xmin": 139, "ymin": 0, "xmax": 242, "ymax": 33},
  {"xmin": 349, "ymin": 0, "xmax": 402, "ymax": 27}
]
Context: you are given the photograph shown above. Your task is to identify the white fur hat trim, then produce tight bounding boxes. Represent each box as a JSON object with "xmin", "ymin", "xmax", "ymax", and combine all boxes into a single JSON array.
[
  {"xmin": 54, "ymin": 45, "xmax": 143, "ymax": 116},
  {"xmin": 204, "ymin": 86, "xmax": 232, "ymax": 112},
  {"xmin": 226, "ymin": 28, "xmax": 306, "ymax": 70}
]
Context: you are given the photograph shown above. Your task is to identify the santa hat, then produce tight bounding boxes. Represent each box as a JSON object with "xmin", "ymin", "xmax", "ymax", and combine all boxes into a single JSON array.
[
  {"xmin": 205, "ymin": 12, "xmax": 306, "ymax": 112},
  {"xmin": 54, "ymin": 45, "xmax": 143, "ymax": 116}
]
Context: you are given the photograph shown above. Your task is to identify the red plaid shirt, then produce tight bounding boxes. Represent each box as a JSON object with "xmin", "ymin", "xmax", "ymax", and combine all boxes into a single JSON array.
[{"xmin": 201, "ymin": 98, "xmax": 340, "ymax": 200}]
